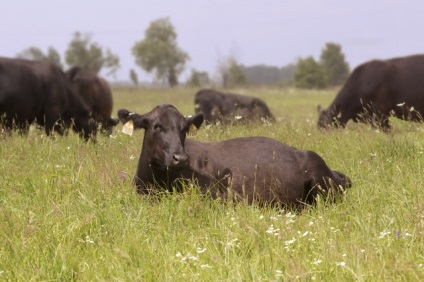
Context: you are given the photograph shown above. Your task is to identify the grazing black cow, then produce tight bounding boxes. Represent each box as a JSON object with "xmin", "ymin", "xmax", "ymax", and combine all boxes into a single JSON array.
[
  {"xmin": 318, "ymin": 54, "xmax": 424, "ymax": 131},
  {"xmin": 66, "ymin": 67, "xmax": 118, "ymax": 134},
  {"xmin": 0, "ymin": 57, "xmax": 95, "ymax": 139},
  {"xmin": 118, "ymin": 104, "xmax": 351, "ymax": 208},
  {"xmin": 194, "ymin": 89, "xmax": 275, "ymax": 123}
]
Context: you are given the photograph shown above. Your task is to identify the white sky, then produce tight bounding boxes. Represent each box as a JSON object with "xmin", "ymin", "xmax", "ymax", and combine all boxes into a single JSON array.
[{"xmin": 1, "ymin": 0, "xmax": 424, "ymax": 82}]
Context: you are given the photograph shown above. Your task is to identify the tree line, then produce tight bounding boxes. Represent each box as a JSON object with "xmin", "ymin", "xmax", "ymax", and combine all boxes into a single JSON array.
[{"xmin": 17, "ymin": 17, "xmax": 350, "ymax": 89}]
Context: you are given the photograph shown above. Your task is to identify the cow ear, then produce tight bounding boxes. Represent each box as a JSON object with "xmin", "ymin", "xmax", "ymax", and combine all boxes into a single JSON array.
[
  {"xmin": 186, "ymin": 113, "xmax": 204, "ymax": 129},
  {"xmin": 317, "ymin": 105, "xmax": 322, "ymax": 113},
  {"xmin": 117, "ymin": 109, "xmax": 148, "ymax": 129}
]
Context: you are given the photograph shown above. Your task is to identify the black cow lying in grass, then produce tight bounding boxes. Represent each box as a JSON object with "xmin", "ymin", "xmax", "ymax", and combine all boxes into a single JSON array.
[
  {"xmin": 118, "ymin": 104, "xmax": 351, "ymax": 208},
  {"xmin": 194, "ymin": 89, "xmax": 275, "ymax": 124}
]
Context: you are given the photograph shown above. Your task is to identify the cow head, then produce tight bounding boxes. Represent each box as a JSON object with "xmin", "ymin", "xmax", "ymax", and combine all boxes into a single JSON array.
[
  {"xmin": 118, "ymin": 105, "xmax": 204, "ymax": 170},
  {"xmin": 317, "ymin": 105, "xmax": 344, "ymax": 129}
]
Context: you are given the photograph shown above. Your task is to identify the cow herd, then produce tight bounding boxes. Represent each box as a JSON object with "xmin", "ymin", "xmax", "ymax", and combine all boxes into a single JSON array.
[
  {"xmin": 0, "ymin": 57, "xmax": 116, "ymax": 140},
  {"xmin": 2, "ymin": 54, "xmax": 424, "ymax": 209}
]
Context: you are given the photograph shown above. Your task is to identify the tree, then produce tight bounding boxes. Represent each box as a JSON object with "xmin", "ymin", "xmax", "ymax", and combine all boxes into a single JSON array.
[
  {"xmin": 294, "ymin": 56, "xmax": 327, "ymax": 89},
  {"xmin": 16, "ymin": 46, "xmax": 63, "ymax": 68},
  {"xmin": 242, "ymin": 64, "xmax": 295, "ymax": 86},
  {"xmin": 132, "ymin": 17, "xmax": 189, "ymax": 87},
  {"xmin": 227, "ymin": 58, "xmax": 246, "ymax": 87},
  {"xmin": 186, "ymin": 69, "xmax": 210, "ymax": 87},
  {"xmin": 65, "ymin": 32, "xmax": 120, "ymax": 77},
  {"xmin": 217, "ymin": 56, "xmax": 246, "ymax": 88},
  {"xmin": 320, "ymin": 42, "xmax": 350, "ymax": 86},
  {"xmin": 129, "ymin": 69, "xmax": 139, "ymax": 86}
]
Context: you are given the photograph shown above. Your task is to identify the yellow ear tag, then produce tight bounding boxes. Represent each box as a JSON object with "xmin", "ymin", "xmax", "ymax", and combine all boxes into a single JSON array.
[{"xmin": 122, "ymin": 120, "xmax": 134, "ymax": 136}]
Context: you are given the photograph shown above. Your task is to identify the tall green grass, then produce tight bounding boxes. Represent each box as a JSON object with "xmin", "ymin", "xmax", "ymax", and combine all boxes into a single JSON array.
[{"xmin": 0, "ymin": 87, "xmax": 424, "ymax": 280}]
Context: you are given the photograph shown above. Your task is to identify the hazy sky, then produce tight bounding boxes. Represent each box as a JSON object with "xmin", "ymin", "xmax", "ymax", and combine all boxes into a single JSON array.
[{"xmin": 1, "ymin": 1, "xmax": 424, "ymax": 82}]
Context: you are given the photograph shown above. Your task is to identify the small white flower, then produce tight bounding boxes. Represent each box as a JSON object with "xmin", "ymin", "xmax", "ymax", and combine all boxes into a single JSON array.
[
  {"xmin": 379, "ymin": 230, "xmax": 391, "ymax": 239},
  {"xmin": 129, "ymin": 155, "xmax": 135, "ymax": 160},
  {"xmin": 201, "ymin": 264, "xmax": 212, "ymax": 269},
  {"xmin": 284, "ymin": 238, "xmax": 296, "ymax": 246},
  {"xmin": 197, "ymin": 248, "xmax": 207, "ymax": 254},
  {"xmin": 336, "ymin": 262, "xmax": 346, "ymax": 267},
  {"xmin": 313, "ymin": 259, "xmax": 322, "ymax": 265},
  {"xmin": 266, "ymin": 224, "xmax": 280, "ymax": 236},
  {"xmin": 259, "ymin": 215, "xmax": 264, "ymax": 219},
  {"xmin": 275, "ymin": 269, "xmax": 283, "ymax": 278},
  {"xmin": 188, "ymin": 255, "xmax": 198, "ymax": 261}
]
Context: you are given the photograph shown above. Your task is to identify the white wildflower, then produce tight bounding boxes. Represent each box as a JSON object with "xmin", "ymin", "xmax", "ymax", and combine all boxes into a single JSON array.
[
  {"xmin": 266, "ymin": 224, "xmax": 280, "ymax": 236},
  {"xmin": 275, "ymin": 269, "xmax": 283, "ymax": 278},
  {"xmin": 197, "ymin": 248, "xmax": 207, "ymax": 254},
  {"xmin": 379, "ymin": 230, "xmax": 391, "ymax": 239},
  {"xmin": 284, "ymin": 238, "xmax": 296, "ymax": 246}
]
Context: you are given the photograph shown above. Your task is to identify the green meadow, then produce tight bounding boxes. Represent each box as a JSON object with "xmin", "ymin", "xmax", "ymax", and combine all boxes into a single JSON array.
[{"xmin": 1, "ymin": 87, "xmax": 424, "ymax": 281}]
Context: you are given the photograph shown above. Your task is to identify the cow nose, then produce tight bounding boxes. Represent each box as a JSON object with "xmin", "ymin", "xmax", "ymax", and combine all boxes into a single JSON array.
[{"xmin": 172, "ymin": 154, "xmax": 189, "ymax": 167}]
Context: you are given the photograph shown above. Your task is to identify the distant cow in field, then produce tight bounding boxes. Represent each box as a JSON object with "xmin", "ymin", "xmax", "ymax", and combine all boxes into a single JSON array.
[
  {"xmin": 0, "ymin": 57, "xmax": 96, "ymax": 139},
  {"xmin": 66, "ymin": 67, "xmax": 118, "ymax": 134},
  {"xmin": 318, "ymin": 54, "xmax": 424, "ymax": 131},
  {"xmin": 194, "ymin": 89, "xmax": 275, "ymax": 124},
  {"xmin": 118, "ymin": 104, "xmax": 351, "ymax": 208}
]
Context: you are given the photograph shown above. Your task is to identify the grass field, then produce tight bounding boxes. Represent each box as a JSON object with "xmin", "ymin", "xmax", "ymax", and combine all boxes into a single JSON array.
[{"xmin": 1, "ymin": 87, "xmax": 424, "ymax": 281}]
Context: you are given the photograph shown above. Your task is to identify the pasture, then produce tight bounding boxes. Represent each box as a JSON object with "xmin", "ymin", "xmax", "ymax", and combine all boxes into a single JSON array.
[{"xmin": 1, "ymin": 87, "xmax": 424, "ymax": 281}]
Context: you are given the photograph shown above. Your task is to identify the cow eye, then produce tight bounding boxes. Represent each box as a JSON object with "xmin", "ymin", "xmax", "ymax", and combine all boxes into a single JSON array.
[{"xmin": 153, "ymin": 124, "xmax": 162, "ymax": 131}]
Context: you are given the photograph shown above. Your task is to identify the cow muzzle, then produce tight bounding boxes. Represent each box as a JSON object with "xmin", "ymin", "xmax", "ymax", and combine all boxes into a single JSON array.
[{"xmin": 171, "ymin": 153, "xmax": 189, "ymax": 168}]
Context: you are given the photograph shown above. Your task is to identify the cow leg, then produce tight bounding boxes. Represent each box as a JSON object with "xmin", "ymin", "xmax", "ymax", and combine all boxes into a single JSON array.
[{"xmin": 44, "ymin": 111, "xmax": 64, "ymax": 136}]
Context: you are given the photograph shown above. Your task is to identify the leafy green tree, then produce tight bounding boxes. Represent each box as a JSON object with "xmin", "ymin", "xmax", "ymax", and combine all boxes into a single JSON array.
[
  {"xmin": 320, "ymin": 42, "xmax": 350, "ymax": 86},
  {"xmin": 227, "ymin": 58, "xmax": 246, "ymax": 87},
  {"xmin": 129, "ymin": 69, "xmax": 139, "ymax": 86},
  {"xmin": 132, "ymin": 17, "xmax": 189, "ymax": 87},
  {"xmin": 217, "ymin": 56, "xmax": 246, "ymax": 88},
  {"xmin": 242, "ymin": 64, "xmax": 295, "ymax": 86},
  {"xmin": 16, "ymin": 47, "xmax": 63, "ymax": 68},
  {"xmin": 294, "ymin": 56, "xmax": 327, "ymax": 89},
  {"xmin": 65, "ymin": 32, "xmax": 120, "ymax": 77},
  {"xmin": 186, "ymin": 69, "xmax": 210, "ymax": 87}
]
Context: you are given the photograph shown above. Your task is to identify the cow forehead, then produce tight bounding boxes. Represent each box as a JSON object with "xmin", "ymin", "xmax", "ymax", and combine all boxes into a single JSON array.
[{"xmin": 149, "ymin": 105, "xmax": 186, "ymax": 127}]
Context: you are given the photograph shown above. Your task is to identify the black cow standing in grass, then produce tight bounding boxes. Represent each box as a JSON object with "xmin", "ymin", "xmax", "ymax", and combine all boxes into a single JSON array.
[
  {"xmin": 318, "ymin": 54, "xmax": 424, "ymax": 131},
  {"xmin": 0, "ymin": 57, "xmax": 96, "ymax": 139},
  {"xmin": 118, "ymin": 104, "xmax": 351, "ymax": 208},
  {"xmin": 194, "ymin": 89, "xmax": 275, "ymax": 124},
  {"xmin": 66, "ymin": 67, "xmax": 118, "ymax": 135}
]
